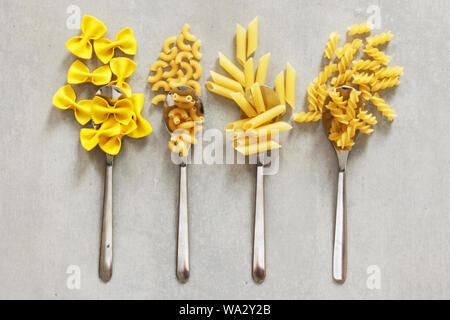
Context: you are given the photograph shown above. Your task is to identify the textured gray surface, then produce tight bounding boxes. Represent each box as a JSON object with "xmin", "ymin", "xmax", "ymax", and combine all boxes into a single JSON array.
[{"xmin": 0, "ymin": 0, "xmax": 449, "ymax": 300}]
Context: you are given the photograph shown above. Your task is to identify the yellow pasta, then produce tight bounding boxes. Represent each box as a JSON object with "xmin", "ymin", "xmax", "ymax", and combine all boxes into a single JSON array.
[
  {"xmin": 181, "ymin": 23, "xmax": 196, "ymax": 42},
  {"xmin": 210, "ymin": 71, "xmax": 243, "ymax": 93},
  {"xmin": 236, "ymin": 140, "xmax": 280, "ymax": 156},
  {"xmin": 152, "ymin": 80, "xmax": 171, "ymax": 92},
  {"xmin": 236, "ymin": 24, "xmax": 247, "ymax": 66},
  {"xmin": 159, "ymin": 47, "xmax": 178, "ymax": 61},
  {"xmin": 231, "ymin": 92, "xmax": 258, "ymax": 118},
  {"xmin": 162, "ymin": 36, "xmax": 176, "ymax": 54},
  {"xmin": 274, "ymin": 71, "xmax": 286, "ymax": 105},
  {"xmin": 225, "ymin": 119, "xmax": 250, "ymax": 131},
  {"xmin": 175, "ymin": 51, "xmax": 193, "ymax": 64},
  {"xmin": 186, "ymin": 80, "xmax": 202, "ymax": 95},
  {"xmin": 348, "ymin": 23, "xmax": 373, "ymax": 36},
  {"xmin": 177, "ymin": 34, "xmax": 191, "ymax": 51},
  {"xmin": 206, "ymin": 81, "xmax": 235, "ymax": 99},
  {"xmin": 324, "ymin": 32, "xmax": 340, "ymax": 59},
  {"xmin": 150, "ymin": 60, "xmax": 168, "ymax": 71},
  {"xmin": 285, "ymin": 63, "xmax": 296, "ymax": 108},
  {"xmin": 218, "ymin": 52, "xmax": 245, "ymax": 86},
  {"xmin": 255, "ymin": 53, "xmax": 270, "ymax": 85},
  {"xmin": 244, "ymin": 58, "xmax": 255, "ymax": 90},
  {"xmin": 250, "ymin": 83, "xmax": 266, "ymax": 114},
  {"xmin": 190, "ymin": 59, "xmax": 202, "ymax": 80},
  {"xmin": 243, "ymin": 105, "xmax": 286, "ymax": 130},
  {"xmin": 180, "ymin": 61, "xmax": 193, "ymax": 80},
  {"xmin": 162, "ymin": 60, "xmax": 179, "ymax": 78},
  {"xmin": 148, "ymin": 67, "xmax": 163, "ymax": 83},
  {"xmin": 152, "ymin": 94, "xmax": 166, "ymax": 106},
  {"xmin": 247, "ymin": 17, "xmax": 258, "ymax": 58},
  {"xmin": 293, "ymin": 23, "xmax": 403, "ymax": 151},
  {"xmin": 192, "ymin": 40, "xmax": 202, "ymax": 60}
]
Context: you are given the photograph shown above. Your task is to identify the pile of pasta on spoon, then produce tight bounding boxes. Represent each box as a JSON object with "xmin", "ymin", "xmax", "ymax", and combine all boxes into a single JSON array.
[
  {"xmin": 53, "ymin": 15, "xmax": 152, "ymax": 156},
  {"xmin": 293, "ymin": 23, "xmax": 403, "ymax": 150},
  {"xmin": 207, "ymin": 17, "xmax": 295, "ymax": 155},
  {"xmin": 148, "ymin": 24, "xmax": 203, "ymax": 156}
]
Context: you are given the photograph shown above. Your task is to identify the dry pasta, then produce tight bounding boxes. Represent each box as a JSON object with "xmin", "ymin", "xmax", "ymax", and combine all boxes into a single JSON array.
[
  {"xmin": 207, "ymin": 17, "xmax": 292, "ymax": 155},
  {"xmin": 293, "ymin": 23, "xmax": 403, "ymax": 151},
  {"xmin": 149, "ymin": 23, "xmax": 202, "ymax": 106}
]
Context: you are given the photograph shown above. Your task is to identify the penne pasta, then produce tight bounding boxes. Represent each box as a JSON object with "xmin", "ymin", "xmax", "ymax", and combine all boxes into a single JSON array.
[
  {"xmin": 285, "ymin": 62, "xmax": 296, "ymax": 108},
  {"xmin": 218, "ymin": 52, "xmax": 245, "ymax": 86},
  {"xmin": 190, "ymin": 59, "xmax": 202, "ymax": 80},
  {"xmin": 231, "ymin": 92, "xmax": 258, "ymax": 117},
  {"xmin": 206, "ymin": 81, "xmax": 235, "ymax": 99},
  {"xmin": 243, "ymin": 104, "xmax": 286, "ymax": 130},
  {"xmin": 236, "ymin": 140, "xmax": 280, "ymax": 156},
  {"xmin": 250, "ymin": 83, "xmax": 265, "ymax": 114},
  {"xmin": 225, "ymin": 118, "xmax": 250, "ymax": 131},
  {"xmin": 244, "ymin": 58, "xmax": 254, "ymax": 90},
  {"xmin": 236, "ymin": 24, "xmax": 247, "ymax": 66},
  {"xmin": 247, "ymin": 17, "xmax": 258, "ymax": 58},
  {"xmin": 181, "ymin": 23, "xmax": 196, "ymax": 42},
  {"xmin": 210, "ymin": 71, "xmax": 243, "ymax": 93},
  {"xmin": 275, "ymin": 71, "xmax": 286, "ymax": 105},
  {"xmin": 255, "ymin": 53, "xmax": 270, "ymax": 85},
  {"xmin": 248, "ymin": 121, "xmax": 292, "ymax": 136},
  {"xmin": 192, "ymin": 40, "xmax": 202, "ymax": 60}
]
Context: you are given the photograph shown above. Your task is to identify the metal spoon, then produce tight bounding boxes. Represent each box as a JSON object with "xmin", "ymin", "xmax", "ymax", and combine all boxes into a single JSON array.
[
  {"xmin": 94, "ymin": 85, "xmax": 127, "ymax": 283},
  {"xmin": 164, "ymin": 86, "xmax": 204, "ymax": 283},
  {"xmin": 322, "ymin": 85, "xmax": 363, "ymax": 283},
  {"xmin": 246, "ymin": 86, "xmax": 281, "ymax": 283}
]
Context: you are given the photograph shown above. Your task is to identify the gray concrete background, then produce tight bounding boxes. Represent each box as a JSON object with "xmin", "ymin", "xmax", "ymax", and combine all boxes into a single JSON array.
[{"xmin": 0, "ymin": 0, "xmax": 449, "ymax": 300}]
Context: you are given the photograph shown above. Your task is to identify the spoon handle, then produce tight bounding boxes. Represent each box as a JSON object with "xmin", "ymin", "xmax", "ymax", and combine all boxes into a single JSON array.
[
  {"xmin": 177, "ymin": 164, "xmax": 190, "ymax": 282},
  {"xmin": 99, "ymin": 161, "xmax": 113, "ymax": 282},
  {"xmin": 252, "ymin": 164, "xmax": 266, "ymax": 283},
  {"xmin": 333, "ymin": 170, "xmax": 346, "ymax": 283}
]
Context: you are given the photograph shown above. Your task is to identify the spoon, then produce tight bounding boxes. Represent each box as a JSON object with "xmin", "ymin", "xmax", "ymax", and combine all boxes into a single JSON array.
[
  {"xmin": 246, "ymin": 86, "xmax": 281, "ymax": 283},
  {"xmin": 95, "ymin": 85, "xmax": 127, "ymax": 282},
  {"xmin": 164, "ymin": 86, "xmax": 204, "ymax": 283},
  {"xmin": 322, "ymin": 85, "xmax": 363, "ymax": 283}
]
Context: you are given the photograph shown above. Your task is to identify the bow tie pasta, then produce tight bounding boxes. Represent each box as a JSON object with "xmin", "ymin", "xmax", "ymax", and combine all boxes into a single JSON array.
[
  {"xmin": 54, "ymin": 15, "xmax": 152, "ymax": 156},
  {"xmin": 206, "ymin": 17, "xmax": 293, "ymax": 156},
  {"xmin": 293, "ymin": 23, "xmax": 403, "ymax": 151}
]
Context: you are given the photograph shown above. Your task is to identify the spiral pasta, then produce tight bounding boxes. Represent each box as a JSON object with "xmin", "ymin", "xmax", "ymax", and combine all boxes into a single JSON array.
[{"xmin": 293, "ymin": 22, "xmax": 403, "ymax": 151}]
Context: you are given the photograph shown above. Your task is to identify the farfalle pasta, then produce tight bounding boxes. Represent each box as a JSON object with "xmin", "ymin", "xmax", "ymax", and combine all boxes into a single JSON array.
[
  {"xmin": 293, "ymin": 23, "xmax": 404, "ymax": 151},
  {"xmin": 94, "ymin": 27, "xmax": 137, "ymax": 64},
  {"xmin": 148, "ymin": 23, "xmax": 203, "ymax": 105},
  {"xmin": 207, "ymin": 17, "xmax": 293, "ymax": 155},
  {"xmin": 55, "ymin": 15, "xmax": 152, "ymax": 156}
]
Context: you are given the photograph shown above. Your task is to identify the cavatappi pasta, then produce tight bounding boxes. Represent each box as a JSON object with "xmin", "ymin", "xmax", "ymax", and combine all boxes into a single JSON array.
[
  {"xmin": 55, "ymin": 15, "xmax": 152, "ymax": 156},
  {"xmin": 207, "ymin": 17, "xmax": 294, "ymax": 155},
  {"xmin": 293, "ymin": 23, "xmax": 403, "ymax": 151},
  {"xmin": 149, "ymin": 23, "xmax": 202, "ymax": 105}
]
